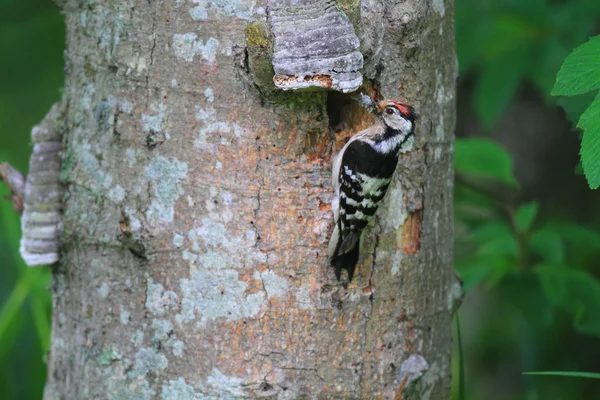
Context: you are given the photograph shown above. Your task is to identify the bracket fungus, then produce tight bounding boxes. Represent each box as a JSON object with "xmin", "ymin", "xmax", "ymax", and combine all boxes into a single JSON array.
[
  {"xmin": 269, "ymin": 0, "xmax": 364, "ymax": 93},
  {"xmin": 20, "ymin": 104, "xmax": 62, "ymax": 267}
]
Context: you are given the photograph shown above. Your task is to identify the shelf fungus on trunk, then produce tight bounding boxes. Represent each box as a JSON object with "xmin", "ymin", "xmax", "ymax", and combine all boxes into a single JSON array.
[
  {"xmin": 20, "ymin": 104, "xmax": 63, "ymax": 267},
  {"xmin": 269, "ymin": 0, "xmax": 364, "ymax": 93}
]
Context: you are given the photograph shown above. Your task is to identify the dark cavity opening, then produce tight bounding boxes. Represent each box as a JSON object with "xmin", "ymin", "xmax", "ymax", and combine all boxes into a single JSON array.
[{"xmin": 326, "ymin": 91, "xmax": 355, "ymax": 134}]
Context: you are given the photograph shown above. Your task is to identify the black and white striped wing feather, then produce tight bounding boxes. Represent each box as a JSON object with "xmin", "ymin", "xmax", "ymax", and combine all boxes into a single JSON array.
[{"xmin": 328, "ymin": 139, "xmax": 392, "ymax": 258}]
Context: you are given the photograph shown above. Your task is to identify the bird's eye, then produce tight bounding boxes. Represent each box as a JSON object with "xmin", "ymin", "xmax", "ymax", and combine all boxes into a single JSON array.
[{"xmin": 386, "ymin": 108, "xmax": 394, "ymax": 115}]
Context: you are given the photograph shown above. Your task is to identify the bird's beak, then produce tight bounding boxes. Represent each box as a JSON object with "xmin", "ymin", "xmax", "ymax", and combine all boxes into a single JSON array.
[{"xmin": 356, "ymin": 93, "xmax": 378, "ymax": 115}]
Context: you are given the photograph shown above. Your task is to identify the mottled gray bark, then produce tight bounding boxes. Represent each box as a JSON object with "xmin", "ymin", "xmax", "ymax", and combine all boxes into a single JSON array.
[{"xmin": 45, "ymin": 0, "xmax": 456, "ymax": 398}]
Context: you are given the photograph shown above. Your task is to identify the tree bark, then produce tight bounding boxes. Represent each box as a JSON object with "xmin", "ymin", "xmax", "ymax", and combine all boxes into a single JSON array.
[{"xmin": 45, "ymin": 0, "xmax": 456, "ymax": 398}]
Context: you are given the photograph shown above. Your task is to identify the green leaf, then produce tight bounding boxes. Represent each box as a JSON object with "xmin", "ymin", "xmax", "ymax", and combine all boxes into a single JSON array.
[
  {"xmin": 535, "ymin": 264, "xmax": 600, "ymax": 336},
  {"xmin": 577, "ymin": 91, "xmax": 600, "ymax": 189},
  {"xmin": 0, "ymin": 278, "xmax": 29, "ymax": 345},
  {"xmin": 455, "ymin": 5, "xmax": 491, "ymax": 75},
  {"xmin": 469, "ymin": 222, "xmax": 519, "ymax": 257},
  {"xmin": 455, "ymin": 138, "xmax": 518, "ymax": 187},
  {"xmin": 552, "ymin": 35, "xmax": 600, "ymax": 96},
  {"xmin": 531, "ymin": 38, "xmax": 571, "ymax": 99},
  {"xmin": 529, "ymin": 229, "xmax": 565, "ymax": 264},
  {"xmin": 456, "ymin": 222, "xmax": 519, "ymax": 290},
  {"xmin": 539, "ymin": 222, "xmax": 600, "ymax": 270},
  {"xmin": 29, "ymin": 298, "xmax": 50, "ymax": 354},
  {"xmin": 456, "ymin": 256, "xmax": 515, "ymax": 291},
  {"xmin": 469, "ymin": 221, "xmax": 513, "ymax": 242},
  {"xmin": 556, "ymin": 91, "xmax": 597, "ymax": 125},
  {"xmin": 477, "ymin": 233, "xmax": 519, "ymax": 259},
  {"xmin": 514, "ymin": 201, "xmax": 538, "ymax": 232},
  {"xmin": 551, "ymin": 222, "xmax": 600, "ymax": 252},
  {"xmin": 474, "ymin": 52, "xmax": 526, "ymax": 128},
  {"xmin": 524, "ymin": 371, "xmax": 600, "ymax": 379}
]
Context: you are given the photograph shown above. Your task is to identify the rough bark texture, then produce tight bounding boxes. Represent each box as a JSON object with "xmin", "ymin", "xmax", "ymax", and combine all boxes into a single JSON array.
[{"xmin": 45, "ymin": 0, "xmax": 456, "ymax": 398}]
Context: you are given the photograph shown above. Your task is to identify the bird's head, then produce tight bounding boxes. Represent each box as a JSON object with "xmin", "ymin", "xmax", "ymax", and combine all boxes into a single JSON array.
[{"xmin": 376, "ymin": 99, "xmax": 416, "ymax": 135}]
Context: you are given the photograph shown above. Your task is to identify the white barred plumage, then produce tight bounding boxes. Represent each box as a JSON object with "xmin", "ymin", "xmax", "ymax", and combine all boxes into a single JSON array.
[{"xmin": 328, "ymin": 99, "xmax": 416, "ymax": 281}]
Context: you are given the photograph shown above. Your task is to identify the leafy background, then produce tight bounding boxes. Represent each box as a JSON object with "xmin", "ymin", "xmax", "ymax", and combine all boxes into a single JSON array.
[
  {"xmin": 2, "ymin": 0, "xmax": 600, "ymax": 399},
  {"xmin": 453, "ymin": 0, "xmax": 600, "ymax": 398}
]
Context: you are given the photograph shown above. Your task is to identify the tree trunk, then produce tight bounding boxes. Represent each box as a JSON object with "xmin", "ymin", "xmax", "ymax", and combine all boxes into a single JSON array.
[{"xmin": 45, "ymin": 0, "xmax": 456, "ymax": 398}]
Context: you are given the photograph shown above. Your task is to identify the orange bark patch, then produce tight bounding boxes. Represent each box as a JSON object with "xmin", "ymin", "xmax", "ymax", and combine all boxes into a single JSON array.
[
  {"xmin": 362, "ymin": 285, "xmax": 372, "ymax": 295},
  {"xmin": 318, "ymin": 198, "xmax": 331, "ymax": 212},
  {"xmin": 393, "ymin": 376, "xmax": 409, "ymax": 400},
  {"xmin": 306, "ymin": 133, "xmax": 332, "ymax": 162},
  {"xmin": 401, "ymin": 211, "xmax": 422, "ymax": 255}
]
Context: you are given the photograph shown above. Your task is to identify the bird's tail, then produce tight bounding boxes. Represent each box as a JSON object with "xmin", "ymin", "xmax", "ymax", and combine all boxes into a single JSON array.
[
  {"xmin": 331, "ymin": 242, "xmax": 360, "ymax": 281},
  {"xmin": 328, "ymin": 224, "xmax": 361, "ymax": 282}
]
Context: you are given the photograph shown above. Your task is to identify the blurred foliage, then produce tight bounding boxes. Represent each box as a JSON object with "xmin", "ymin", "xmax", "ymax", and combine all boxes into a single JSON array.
[
  {"xmin": 455, "ymin": 139, "xmax": 600, "ymax": 330},
  {"xmin": 455, "ymin": 138, "xmax": 518, "ymax": 187},
  {"xmin": 455, "ymin": 0, "xmax": 600, "ymax": 398},
  {"xmin": 0, "ymin": 0, "xmax": 64, "ymax": 399},
  {"xmin": 458, "ymin": 0, "xmax": 600, "ymax": 189},
  {"xmin": 454, "ymin": 136, "xmax": 600, "ymax": 399},
  {"xmin": 458, "ymin": 0, "xmax": 600, "ymax": 128}
]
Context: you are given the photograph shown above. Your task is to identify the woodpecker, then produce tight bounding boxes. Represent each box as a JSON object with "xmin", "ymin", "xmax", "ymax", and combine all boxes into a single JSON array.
[{"xmin": 328, "ymin": 99, "xmax": 416, "ymax": 281}]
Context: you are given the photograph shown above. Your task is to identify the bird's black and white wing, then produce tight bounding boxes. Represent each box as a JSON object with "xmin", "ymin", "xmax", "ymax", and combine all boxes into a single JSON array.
[{"xmin": 328, "ymin": 138, "xmax": 393, "ymax": 280}]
